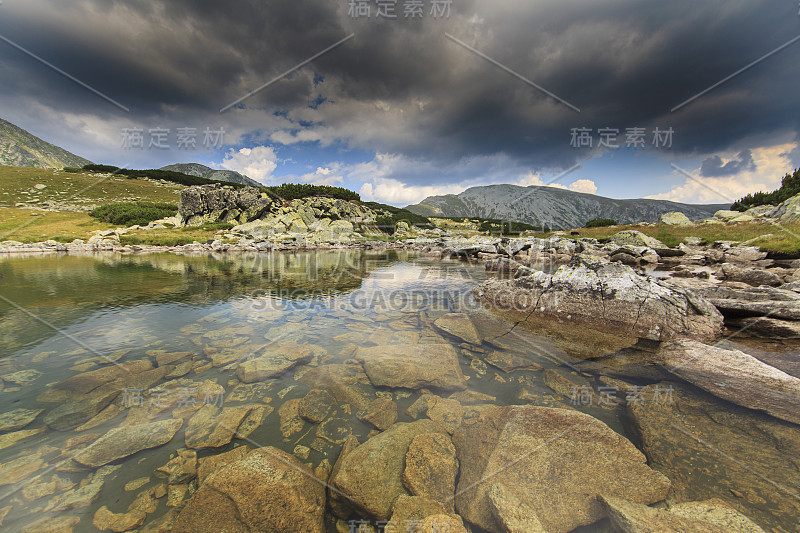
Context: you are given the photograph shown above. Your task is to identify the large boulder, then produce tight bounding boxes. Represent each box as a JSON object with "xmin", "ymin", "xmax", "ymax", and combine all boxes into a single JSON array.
[
  {"xmin": 175, "ymin": 447, "xmax": 325, "ymax": 533},
  {"xmin": 330, "ymin": 419, "xmax": 448, "ymax": 520},
  {"xmin": 610, "ymin": 230, "xmax": 665, "ymax": 248},
  {"xmin": 452, "ymin": 405, "xmax": 671, "ymax": 532},
  {"xmin": 628, "ymin": 382, "xmax": 800, "ymax": 532},
  {"xmin": 769, "ymin": 192, "xmax": 800, "ymax": 224},
  {"xmin": 179, "ymin": 185, "xmax": 273, "ymax": 225},
  {"xmin": 658, "ymin": 339, "xmax": 800, "ymax": 424},
  {"xmin": 471, "ymin": 256, "xmax": 724, "ymax": 348},
  {"xmin": 356, "ymin": 344, "xmax": 467, "ymax": 391},
  {"xmin": 659, "ymin": 212, "xmax": 693, "ymax": 226}
]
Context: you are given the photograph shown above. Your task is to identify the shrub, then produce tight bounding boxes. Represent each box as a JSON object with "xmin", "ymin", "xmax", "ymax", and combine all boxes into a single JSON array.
[
  {"xmin": 585, "ymin": 218, "xmax": 617, "ymax": 228},
  {"xmin": 62, "ymin": 167, "xmax": 82, "ymax": 173},
  {"xmin": 89, "ymin": 202, "xmax": 178, "ymax": 227},
  {"xmin": 265, "ymin": 183, "xmax": 360, "ymax": 202},
  {"xmin": 731, "ymin": 168, "xmax": 800, "ymax": 211}
]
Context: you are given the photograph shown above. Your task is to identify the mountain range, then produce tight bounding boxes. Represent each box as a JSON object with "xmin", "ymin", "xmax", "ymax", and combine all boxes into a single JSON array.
[
  {"xmin": 405, "ymin": 184, "xmax": 729, "ymax": 229},
  {"xmin": 0, "ymin": 118, "xmax": 92, "ymax": 169},
  {"xmin": 159, "ymin": 163, "xmax": 262, "ymax": 188}
]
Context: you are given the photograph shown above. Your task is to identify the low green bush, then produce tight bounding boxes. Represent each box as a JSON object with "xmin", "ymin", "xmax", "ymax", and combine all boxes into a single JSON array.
[
  {"xmin": 89, "ymin": 202, "xmax": 178, "ymax": 227},
  {"xmin": 265, "ymin": 183, "xmax": 360, "ymax": 202},
  {"xmin": 585, "ymin": 218, "xmax": 617, "ymax": 228}
]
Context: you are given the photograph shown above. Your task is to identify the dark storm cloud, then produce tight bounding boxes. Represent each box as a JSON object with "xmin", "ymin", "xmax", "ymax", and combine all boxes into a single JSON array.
[
  {"xmin": 700, "ymin": 149, "xmax": 756, "ymax": 177},
  {"xmin": 0, "ymin": 0, "xmax": 798, "ymax": 181}
]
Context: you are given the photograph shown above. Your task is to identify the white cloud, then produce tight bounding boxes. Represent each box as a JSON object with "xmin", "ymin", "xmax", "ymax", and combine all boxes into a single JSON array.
[
  {"xmin": 219, "ymin": 146, "xmax": 279, "ymax": 184},
  {"xmin": 568, "ymin": 179, "xmax": 598, "ymax": 195},
  {"xmin": 515, "ymin": 172, "xmax": 597, "ymax": 194},
  {"xmin": 359, "ymin": 178, "xmax": 464, "ymax": 205},
  {"xmin": 646, "ymin": 142, "xmax": 797, "ymax": 204},
  {"xmin": 295, "ymin": 166, "xmax": 344, "ymax": 186}
]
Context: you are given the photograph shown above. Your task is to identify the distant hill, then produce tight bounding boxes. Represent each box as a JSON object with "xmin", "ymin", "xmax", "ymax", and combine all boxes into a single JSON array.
[
  {"xmin": 405, "ymin": 184, "xmax": 729, "ymax": 229},
  {"xmin": 160, "ymin": 163, "xmax": 262, "ymax": 188},
  {"xmin": 0, "ymin": 118, "xmax": 92, "ymax": 169}
]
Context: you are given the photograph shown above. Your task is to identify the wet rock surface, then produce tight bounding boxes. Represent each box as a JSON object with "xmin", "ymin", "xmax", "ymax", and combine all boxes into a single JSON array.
[
  {"xmin": 628, "ymin": 381, "xmax": 800, "ymax": 532},
  {"xmin": 176, "ymin": 447, "xmax": 326, "ymax": 533},
  {"xmin": 452, "ymin": 405, "xmax": 671, "ymax": 532},
  {"xmin": 658, "ymin": 339, "xmax": 800, "ymax": 424},
  {"xmin": 356, "ymin": 344, "xmax": 467, "ymax": 391},
  {"xmin": 472, "ymin": 256, "xmax": 724, "ymax": 346},
  {"xmin": 331, "ymin": 420, "xmax": 448, "ymax": 520}
]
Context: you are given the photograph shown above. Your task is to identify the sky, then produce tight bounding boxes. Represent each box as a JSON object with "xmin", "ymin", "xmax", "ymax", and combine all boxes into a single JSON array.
[{"xmin": 0, "ymin": 0, "xmax": 799, "ymax": 206}]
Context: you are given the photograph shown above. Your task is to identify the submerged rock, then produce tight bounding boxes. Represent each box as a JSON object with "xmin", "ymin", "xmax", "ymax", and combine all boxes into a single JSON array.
[
  {"xmin": 357, "ymin": 398, "xmax": 398, "ymax": 431},
  {"xmin": 175, "ymin": 447, "xmax": 325, "ymax": 533},
  {"xmin": 658, "ymin": 339, "xmax": 800, "ymax": 424},
  {"xmin": 330, "ymin": 419, "xmax": 448, "ymax": 520},
  {"xmin": 298, "ymin": 389, "xmax": 336, "ymax": 423},
  {"xmin": 403, "ymin": 433, "xmax": 458, "ymax": 510},
  {"xmin": 356, "ymin": 344, "xmax": 467, "ymax": 391},
  {"xmin": 74, "ymin": 419, "xmax": 183, "ymax": 468},
  {"xmin": 92, "ymin": 505, "xmax": 147, "ymax": 532},
  {"xmin": 488, "ymin": 483, "xmax": 546, "ymax": 533},
  {"xmin": 433, "ymin": 313, "xmax": 481, "ymax": 345},
  {"xmin": 184, "ymin": 404, "xmax": 266, "ymax": 449},
  {"xmin": 0, "ymin": 408, "xmax": 43, "ymax": 432},
  {"xmin": 452, "ymin": 405, "xmax": 670, "ymax": 532},
  {"xmin": 598, "ymin": 495, "xmax": 765, "ymax": 533},
  {"xmin": 235, "ymin": 342, "xmax": 313, "ymax": 383},
  {"xmin": 628, "ymin": 382, "xmax": 800, "ymax": 532}
]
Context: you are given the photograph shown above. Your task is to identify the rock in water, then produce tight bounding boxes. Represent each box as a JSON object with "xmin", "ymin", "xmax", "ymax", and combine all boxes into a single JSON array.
[
  {"xmin": 403, "ymin": 433, "xmax": 458, "ymax": 510},
  {"xmin": 184, "ymin": 404, "xmax": 266, "ymax": 449},
  {"xmin": 0, "ymin": 408, "xmax": 43, "ymax": 432},
  {"xmin": 598, "ymin": 495, "xmax": 765, "ymax": 533},
  {"xmin": 433, "ymin": 313, "xmax": 481, "ymax": 345},
  {"xmin": 452, "ymin": 405, "xmax": 670, "ymax": 532},
  {"xmin": 628, "ymin": 382, "xmax": 800, "ymax": 532},
  {"xmin": 175, "ymin": 447, "xmax": 325, "ymax": 533},
  {"xmin": 488, "ymin": 483, "xmax": 547, "ymax": 533},
  {"xmin": 356, "ymin": 345, "xmax": 467, "ymax": 391},
  {"xmin": 92, "ymin": 505, "xmax": 147, "ymax": 532},
  {"xmin": 658, "ymin": 339, "xmax": 800, "ymax": 424},
  {"xmin": 471, "ymin": 256, "xmax": 723, "ymax": 347},
  {"xmin": 330, "ymin": 420, "xmax": 448, "ymax": 520},
  {"xmin": 74, "ymin": 419, "xmax": 183, "ymax": 468},
  {"xmin": 235, "ymin": 342, "xmax": 313, "ymax": 383}
]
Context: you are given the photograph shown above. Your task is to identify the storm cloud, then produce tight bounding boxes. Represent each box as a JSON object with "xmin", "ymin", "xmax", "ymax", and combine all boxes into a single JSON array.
[{"xmin": 0, "ymin": 0, "xmax": 798, "ymax": 190}]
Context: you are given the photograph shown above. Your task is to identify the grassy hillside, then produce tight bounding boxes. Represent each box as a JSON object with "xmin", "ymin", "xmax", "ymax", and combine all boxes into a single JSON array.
[
  {"xmin": 0, "ymin": 118, "xmax": 92, "ymax": 169},
  {"xmin": 0, "ymin": 165, "xmax": 184, "ymax": 243}
]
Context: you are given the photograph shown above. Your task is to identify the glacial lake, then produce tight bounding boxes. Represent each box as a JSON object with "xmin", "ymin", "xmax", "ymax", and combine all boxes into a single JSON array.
[{"xmin": 0, "ymin": 251, "xmax": 797, "ymax": 532}]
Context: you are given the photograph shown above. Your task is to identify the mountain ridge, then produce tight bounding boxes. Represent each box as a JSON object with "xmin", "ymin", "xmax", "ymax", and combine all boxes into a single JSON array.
[
  {"xmin": 159, "ymin": 163, "xmax": 262, "ymax": 188},
  {"xmin": 0, "ymin": 118, "xmax": 92, "ymax": 169},
  {"xmin": 405, "ymin": 184, "xmax": 729, "ymax": 229}
]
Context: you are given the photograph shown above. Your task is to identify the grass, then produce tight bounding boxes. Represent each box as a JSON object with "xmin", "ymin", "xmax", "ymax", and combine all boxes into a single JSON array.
[
  {"xmin": 548, "ymin": 222, "xmax": 800, "ymax": 256},
  {"xmin": 0, "ymin": 165, "xmax": 183, "ymax": 208},
  {"xmin": 0, "ymin": 208, "xmax": 115, "ymax": 243}
]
